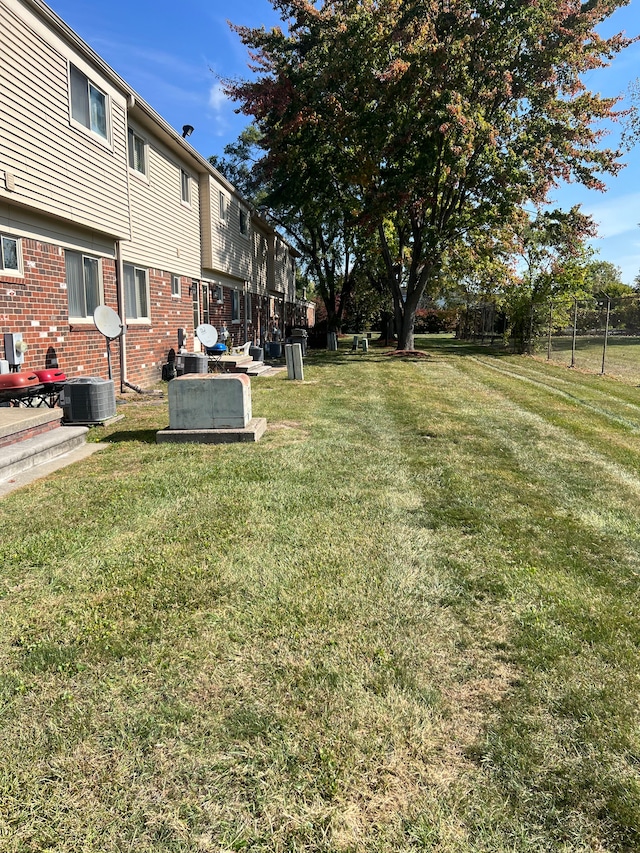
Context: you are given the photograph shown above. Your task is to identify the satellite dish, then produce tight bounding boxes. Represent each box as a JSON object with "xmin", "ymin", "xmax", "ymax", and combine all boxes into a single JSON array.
[
  {"xmin": 195, "ymin": 323, "xmax": 218, "ymax": 348},
  {"xmin": 94, "ymin": 305, "xmax": 124, "ymax": 340},
  {"xmin": 93, "ymin": 305, "xmax": 124, "ymax": 381}
]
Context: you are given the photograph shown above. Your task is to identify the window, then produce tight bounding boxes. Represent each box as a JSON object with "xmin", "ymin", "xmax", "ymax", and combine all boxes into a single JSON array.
[
  {"xmin": 219, "ymin": 191, "xmax": 228, "ymax": 223},
  {"xmin": 123, "ymin": 264, "xmax": 149, "ymax": 320},
  {"xmin": 171, "ymin": 274, "xmax": 181, "ymax": 297},
  {"xmin": 65, "ymin": 251, "xmax": 101, "ymax": 318},
  {"xmin": 215, "ymin": 284, "xmax": 224, "ymax": 304},
  {"xmin": 0, "ymin": 234, "xmax": 21, "ymax": 275},
  {"xmin": 246, "ymin": 291, "xmax": 252, "ymax": 322},
  {"xmin": 192, "ymin": 280, "xmax": 200, "ymax": 329},
  {"xmin": 70, "ymin": 64, "xmax": 108, "ymax": 139},
  {"xmin": 202, "ymin": 283, "xmax": 209, "ymax": 324},
  {"xmin": 231, "ymin": 290, "xmax": 240, "ymax": 323},
  {"xmin": 181, "ymin": 170, "xmax": 190, "ymax": 205},
  {"xmin": 239, "ymin": 209, "xmax": 248, "ymax": 236},
  {"xmin": 128, "ymin": 127, "xmax": 147, "ymax": 175}
]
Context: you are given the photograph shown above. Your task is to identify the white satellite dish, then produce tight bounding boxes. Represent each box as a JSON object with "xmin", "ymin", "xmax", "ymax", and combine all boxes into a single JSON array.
[
  {"xmin": 93, "ymin": 305, "xmax": 124, "ymax": 380},
  {"xmin": 195, "ymin": 323, "xmax": 218, "ymax": 348},
  {"xmin": 94, "ymin": 305, "xmax": 124, "ymax": 340}
]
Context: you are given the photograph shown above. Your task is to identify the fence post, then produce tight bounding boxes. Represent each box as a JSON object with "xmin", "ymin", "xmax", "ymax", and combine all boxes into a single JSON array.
[
  {"xmin": 601, "ymin": 294, "xmax": 611, "ymax": 375},
  {"xmin": 570, "ymin": 298, "xmax": 578, "ymax": 368}
]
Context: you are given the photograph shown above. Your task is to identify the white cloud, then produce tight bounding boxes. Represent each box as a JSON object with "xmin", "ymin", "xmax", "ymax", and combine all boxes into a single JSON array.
[
  {"xmin": 583, "ymin": 192, "xmax": 640, "ymax": 239},
  {"xmin": 209, "ymin": 83, "xmax": 228, "ymax": 112}
]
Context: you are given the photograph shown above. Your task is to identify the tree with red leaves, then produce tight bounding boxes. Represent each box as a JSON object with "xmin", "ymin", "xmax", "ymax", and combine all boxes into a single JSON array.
[{"xmin": 225, "ymin": 0, "xmax": 631, "ymax": 349}]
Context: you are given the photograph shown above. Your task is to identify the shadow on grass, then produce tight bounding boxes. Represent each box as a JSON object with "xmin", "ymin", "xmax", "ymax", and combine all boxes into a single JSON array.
[
  {"xmin": 101, "ymin": 428, "xmax": 159, "ymax": 445},
  {"xmin": 415, "ymin": 336, "xmax": 513, "ymax": 358},
  {"xmin": 305, "ymin": 336, "xmax": 512, "ymax": 365}
]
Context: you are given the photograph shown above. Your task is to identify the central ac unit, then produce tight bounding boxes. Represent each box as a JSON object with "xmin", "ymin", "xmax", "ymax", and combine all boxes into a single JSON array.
[{"xmin": 60, "ymin": 377, "xmax": 116, "ymax": 423}]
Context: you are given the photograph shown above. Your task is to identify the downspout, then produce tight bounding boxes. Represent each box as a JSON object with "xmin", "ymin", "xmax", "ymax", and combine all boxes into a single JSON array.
[
  {"xmin": 115, "ymin": 240, "xmax": 145, "ymax": 393},
  {"xmin": 244, "ymin": 281, "xmax": 249, "ymax": 343},
  {"xmin": 115, "ymin": 239, "xmax": 127, "ymax": 394},
  {"xmin": 114, "ymin": 92, "xmax": 146, "ymax": 394}
]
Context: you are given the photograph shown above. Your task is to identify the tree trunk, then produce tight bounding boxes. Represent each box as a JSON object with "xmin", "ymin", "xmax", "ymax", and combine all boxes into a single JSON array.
[
  {"xmin": 397, "ymin": 311, "xmax": 415, "ymax": 350},
  {"xmin": 396, "ymin": 285, "xmax": 424, "ymax": 350}
]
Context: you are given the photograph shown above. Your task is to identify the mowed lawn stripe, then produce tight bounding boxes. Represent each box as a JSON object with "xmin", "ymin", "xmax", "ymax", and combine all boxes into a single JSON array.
[{"xmin": 0, "ymin": 348, "xmax": 638, "ymax": 851}]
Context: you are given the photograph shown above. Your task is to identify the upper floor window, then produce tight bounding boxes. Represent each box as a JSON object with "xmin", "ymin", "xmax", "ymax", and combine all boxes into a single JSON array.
[
  {"xmin": 0, "ymin": 234, "xmax": 22, "ymax": 275},
  {"xmin": 239, "ymin": 209, "xmax": 249, "ymax": 236},
  {"xmin": 181, "ymin": 170, "xmax": 190, "ymax": 205},
  {"xmin": 128, "ymin": 127, "xmax": 147, "ymax": 176},
  {"xmin": 70, "ymin": 64, "xmax": 108, "ymax": 140},
  {"xmin": 171, "ymin": 274, "xmax": 181, "ymax": 297},
  {"xmin": 124, "ymin": 264, "xmax": 149, "ymax": 321},
  {"xmin": 65, "ymin": 251, "xmax": 102, "ymax": 319},
  {"xmin": 219, "ymin": 191, "xmax": 229, "ymax": 223}
]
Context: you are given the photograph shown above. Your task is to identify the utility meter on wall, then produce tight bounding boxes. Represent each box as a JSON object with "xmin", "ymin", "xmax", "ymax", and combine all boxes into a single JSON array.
[{"xmin": 4, "ymin": 332, "xmax": 28, "ymax": 367}]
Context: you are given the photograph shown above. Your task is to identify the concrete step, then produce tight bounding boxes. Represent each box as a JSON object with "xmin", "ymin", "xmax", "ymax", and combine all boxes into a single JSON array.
[
  {"xmin": 245, "ymin": 362, "xmax": 273, "ymax": 376},
  {"xmin": 0, "ymin": 424, "xmax": 89, "ymax": 482},
  {"xmin": 214, "ymin": 354, "xmax": 254, "ymax": 370}
]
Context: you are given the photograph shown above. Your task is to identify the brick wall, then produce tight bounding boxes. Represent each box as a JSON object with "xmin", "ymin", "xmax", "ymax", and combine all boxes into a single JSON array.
[
  {"xmin": 0, "ymin": 238, "xmax": 193, "ymax": 388},
  {"xmin": 0, "ymin": 238, "xmax": 119, "ymax": 381},
  {"xmin": 1, "ymin": 237, "xmax": 307, "ymax": 388}
]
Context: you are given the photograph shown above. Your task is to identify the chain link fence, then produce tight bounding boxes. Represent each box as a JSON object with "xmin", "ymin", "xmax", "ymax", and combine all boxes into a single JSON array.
[
  {"xmin": 535, "ymin": 295, "xmax": 640, "ymax": 382},
  {"xmin": 457, "ymin": 295, "xmax": 640, "ymax": 382}
]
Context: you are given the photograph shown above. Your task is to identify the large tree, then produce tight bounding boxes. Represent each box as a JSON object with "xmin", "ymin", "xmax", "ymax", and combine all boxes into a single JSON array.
[{"xmin": 226, "ymin": 0, "xmax": 630, "ymax": 349}]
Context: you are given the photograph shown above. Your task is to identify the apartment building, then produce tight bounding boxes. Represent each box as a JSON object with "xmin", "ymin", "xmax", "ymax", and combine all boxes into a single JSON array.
[{"xmin": 0, "ymin": 0, "xmax": 308, "ymax": 388}]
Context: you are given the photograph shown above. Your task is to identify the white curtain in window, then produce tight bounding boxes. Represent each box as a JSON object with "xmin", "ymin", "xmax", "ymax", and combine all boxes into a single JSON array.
[
  {"xmin": 66, "ymin": 251, "xmax": 85, "ymax": 317},
  {"xmin": 1, "ymin": 236, "xmax": 18, "ymax": 270},
  {"xmin": 89, "ymin": 84, "xmax": 107, "ymax": 138},
  {"xmin": 124, "ymin": 264, "xmax": 137, "ymax": 319},
  {"xmin": 135, "ymin": 268, "xmax": 148, "ymax": 317},
  {"xmin": 84, "ymin": 256, "xmax": 100, "ymax": 315}
]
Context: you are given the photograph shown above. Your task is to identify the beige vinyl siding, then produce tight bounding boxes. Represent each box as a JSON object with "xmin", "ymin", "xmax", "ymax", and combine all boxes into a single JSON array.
[
  {"xmin": 273, "ymin": 236, "xmax": 296, "ymax": 300},
  {"xmin": 200, "ymin": 175, "xmax": 213, "ymax": 269},
  {"xmin": 200, "ymin": 175, "xmax": 251, "ymax": 281},
  {"xmin": 0, "ymin": 1, "xmax": 130, "ymax": 239},
  {"xmin": 200, "ymin": 270, "xmax": 245, "ymax": 292},
  {"xmin": 125, "ymin": 128, "xmax": 200, "ymax": 277},
  {"xmin": 251, "ymin": 227, "xmax": 269, "ymax": 296},
  {"xmin": 0, "ymin": 201, "xmax": 115, "ymax": 257}
]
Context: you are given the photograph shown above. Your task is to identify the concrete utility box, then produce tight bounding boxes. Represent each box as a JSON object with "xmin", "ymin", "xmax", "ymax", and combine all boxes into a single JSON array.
[{"xmin": 168, "ymin": 374, "xmax": 252, "ymax": 430}]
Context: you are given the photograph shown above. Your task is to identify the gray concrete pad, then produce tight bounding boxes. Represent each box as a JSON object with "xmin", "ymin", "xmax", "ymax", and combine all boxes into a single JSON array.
[{"xmin": 156, "ymin": 417, "xmax": 267, "ymax": 444}]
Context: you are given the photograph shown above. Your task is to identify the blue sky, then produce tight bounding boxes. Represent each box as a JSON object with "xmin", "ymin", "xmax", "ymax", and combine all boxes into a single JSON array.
[{"xmin": 48, "ymin": 0, "xmax": 640, "ymax": 283}]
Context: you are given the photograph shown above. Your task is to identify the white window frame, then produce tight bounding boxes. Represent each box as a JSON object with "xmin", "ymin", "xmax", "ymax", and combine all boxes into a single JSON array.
[
  {"xmin": 231, "ymin": 289, "xmax": 240, "ymax": 323},
  {"xmin": 181, "ymin": 170, "xmax": 191, "ymax": 206},
  {"xmin": 214, "ymin": 284, "xmax": 224, "ymax": 304},
  {"xmin": 123, "ymin": 263, "xmax": 150, "ymax": 322},
  {"xmin": 219, "ymin": 191, "xmax": 229, "ymax": 224},
  {"xmin": 65, "ymin": 250, "xmax": 103, "ymax": 320},
  {"xmin": 69, "ymin": 63, "xmax": 110, "ymax": 144},
  {"xmin": 171, "ymin": 274, "xmax": 181, "ymax": 298},
  {"xmin": 128, "ymin": 127, "xmax": 148, "ymax": 177},
  {"xmin": 239, "ymin": 208, "xmax": 249, "ymax": 237},
  {"xmin": 0, "ymin": 233, "xmax": 22, "ymax": 276}
]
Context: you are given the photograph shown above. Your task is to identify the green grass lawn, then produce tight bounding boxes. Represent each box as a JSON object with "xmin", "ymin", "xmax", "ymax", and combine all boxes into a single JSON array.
[
  {"xmin": 1, "ymin": 339, "xmax": 639, "ymax": 852},
  {"xmin": 540, "ymin": 334, "xmax": 640, "ymax": 385}
]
